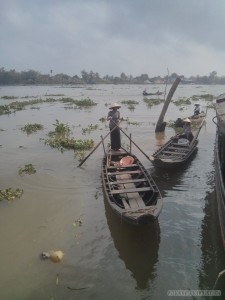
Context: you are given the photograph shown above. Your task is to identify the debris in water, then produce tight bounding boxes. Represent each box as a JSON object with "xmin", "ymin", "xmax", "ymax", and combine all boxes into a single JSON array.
[{"xmin": 40, "ymin": 250, "xmax": 64, "ymax": 262}]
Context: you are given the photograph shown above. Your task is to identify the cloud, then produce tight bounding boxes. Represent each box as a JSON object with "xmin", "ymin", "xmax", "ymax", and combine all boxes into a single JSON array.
[{"xmin": 1, "ymin": 0, "xmax": 225, "ymax": 77}]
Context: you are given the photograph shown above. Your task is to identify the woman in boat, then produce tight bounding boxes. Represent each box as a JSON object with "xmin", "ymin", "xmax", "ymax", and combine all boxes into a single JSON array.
[
  {"xmin": 107, "ymin": 103, "xmax": 123, "ymax": 150},
  {"xmin": 193, "ymin": 103, "xmax": 200, "ymax": 116},
  {"xmin": 181, "ymin": 118, "xmax": 194, "ymax": 142}
]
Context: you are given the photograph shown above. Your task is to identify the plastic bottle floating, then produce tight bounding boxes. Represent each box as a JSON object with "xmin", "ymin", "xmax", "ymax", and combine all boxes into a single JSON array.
[{"xmin": 40, "ymin": 250, "xmax": 64, "ymax": 263}]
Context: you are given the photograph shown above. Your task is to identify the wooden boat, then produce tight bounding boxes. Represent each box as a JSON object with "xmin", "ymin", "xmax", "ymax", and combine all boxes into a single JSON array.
[
  {"xmin": 188, "ymin": 112, "xmax": 206, "ymax": 124},
  {"xmin": 214, "ymin": 93, "xmax": 225, "ymax": 251},
  {"xmin": 150, "ymin": 136, "xmax": 199, "ymax": 169},
  {"xmin": 174, "ymin": 112, "xmax": 206, "ymax": 129},
  {"xmin": 102, "ymin": 148, "xmax": 163, "ymax": 225}
]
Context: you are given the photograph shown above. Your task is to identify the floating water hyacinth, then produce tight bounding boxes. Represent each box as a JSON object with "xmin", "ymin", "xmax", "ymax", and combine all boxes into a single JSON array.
[
  {"xmin": 18, "ymin": 164, "xmax": 36, "ymax": 175},
  {"xmin": 0, "ymin": 188, "xmax": 23, "ymax": 201},
  {"xmin": 21, "ymin": 123, "xmax": 44, "ymax": 134}
]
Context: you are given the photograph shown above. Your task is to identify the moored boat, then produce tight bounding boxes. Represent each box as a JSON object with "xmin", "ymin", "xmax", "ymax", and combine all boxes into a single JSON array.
[
  {"xmin": 188, "ymin": 112, "xmax": 206, "ymax": 124},
  {"xmin": 151, "ymin": 115, "xmax": 206, "ymax": 169},
  {"xmin": 150, "ymin": 135, "xmax": 198, "ymax": 169},
  {"xmin": 102, "ymin": 148, "xmax": 163, "ymax": 225},
  {"xmin": 214, "ymin": 93, "xmax": 225, "ymax": 250}
]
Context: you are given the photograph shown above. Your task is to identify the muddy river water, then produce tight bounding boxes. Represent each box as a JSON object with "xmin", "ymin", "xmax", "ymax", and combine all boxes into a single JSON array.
[{"xmin": 0, "ymin": 84, "xmax": 225, "ymax": 300}]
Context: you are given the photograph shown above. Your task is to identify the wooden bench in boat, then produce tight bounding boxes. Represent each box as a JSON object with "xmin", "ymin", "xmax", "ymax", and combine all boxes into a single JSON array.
[
  {"xmin": 110, "ymin": 178, "xmax": 147, "ymax": 185},
  {"xmin": 115, "ymin": 174, "xmax": 147, "ymax": 209},
  {"xmin": 108, "ymin": 170, "xmax": 141, "ymax": 175},
  {"xmin": 160, "ymin": 150, "xmax": 187, "ymax": 156},
  {"xmin": 111, "ymin": 187, "xmax": 151, "ymax": 194},
  {"xmin": 106, "ymin": 164, "xmax": 138, "ymax": 169},
  {"xmin": 167, "ymin": 146, "xmax": 190, "ymax": 151},
  {"xmin": 171, "ymin": 143, "xmax": 190, "ymax": 148}
]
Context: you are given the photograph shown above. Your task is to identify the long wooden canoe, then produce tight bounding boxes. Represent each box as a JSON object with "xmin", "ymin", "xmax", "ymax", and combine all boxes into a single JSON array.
[
  {"xmin": 150, "ymin": 136, "xmax": 198, "ymax": 168},
  {"xmin": 102, "ymin": 148, "xmax": 163, "ymax": 225},
  {"xmin": 151, "ymin": 113, "xmax": 206, "ymax": 169}
]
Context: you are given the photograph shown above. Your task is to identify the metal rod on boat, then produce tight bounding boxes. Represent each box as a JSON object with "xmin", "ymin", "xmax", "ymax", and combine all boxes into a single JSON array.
[
  {"xmin": 101, "ymin": 135, "xmax": 106, "ymax": 156},
  {"xmin": 77, "ymin": 121, "xmax": 122, "ymax": 167},
  {"xmin": 130, "ymin": 133, "xmax": 132, "ymax": 153},
  {"xmin": 111, "ymin": 120, "xmax": 152, "ymax": 162}
]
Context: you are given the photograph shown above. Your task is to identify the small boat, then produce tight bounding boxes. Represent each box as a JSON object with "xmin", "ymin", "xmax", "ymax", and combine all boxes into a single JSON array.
[
  {"xmin": 150, "ymin": 136, "xmax": 199, "ymax": 168},
  {"xmin": 102, "ymin": 148, "xmax": 163, "ymax": 225},
  {"xmin": 214, "ymin": 93, "xmax": 225, "ymax": 251},
  {"xmin": 188, "ymin": 112, "xmax": 206, "ymax": 124},
  {"xmin": 143, "ymin": 90, "xmax": 163, "ymax": 96},
  {"xmin": 151, "ymin": 115, "xmax": 206, "ymax": 168},
  {"xmin": 174, "ymin": 112, "xmax": 206, "ymax": 128}
]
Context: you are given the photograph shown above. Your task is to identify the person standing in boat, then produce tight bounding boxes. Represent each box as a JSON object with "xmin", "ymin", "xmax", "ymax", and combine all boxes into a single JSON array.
[
  {"xmin": 194, "ymin": 103, "xmax": 200, "ymax": 116},
  {"xmin": 182, "ymin": 118, "xmax": 194, "ymax": 142},
  {"xmin": 107, "ymin": 103, "xmax": 123, "ymax": 150}
]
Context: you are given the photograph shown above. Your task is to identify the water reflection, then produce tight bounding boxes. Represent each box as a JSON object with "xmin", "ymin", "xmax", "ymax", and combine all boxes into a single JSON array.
[
  {"xmin": 154, "ymin": 132, "xmax": 166, "ymax": 147},
  {"xmin": 198, "ymin": 189, "xmax": 225, "ymax": 295},
  {"xmin": 104, "ymin": 198, "xmax": 160, "ymax": 290},
  {"xmin": 150, "ymin": 152, "xmax": 198, "ymax": 195}
]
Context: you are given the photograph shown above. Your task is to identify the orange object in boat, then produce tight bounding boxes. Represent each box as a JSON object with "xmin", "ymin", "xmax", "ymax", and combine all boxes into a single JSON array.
[{"xmin": 119, "ymin": 156, "xmax": 134, "ymax": 167}]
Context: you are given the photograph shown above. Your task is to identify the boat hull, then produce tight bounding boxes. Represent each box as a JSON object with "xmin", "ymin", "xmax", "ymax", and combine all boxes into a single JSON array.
[
  {"xmin": 151, "ymin": 137, "xmax": 198, "ymax": 169},
  {"xmin": 102, "ymin": 149, "xmax": 163, "ymax": 225},
  {"xmin": 214, "ymin": 132, "xmax": 225, "ymax": 250},
  {"xmin": 214, "ymin": 93, "xmax": 225, "ymax": 250}
]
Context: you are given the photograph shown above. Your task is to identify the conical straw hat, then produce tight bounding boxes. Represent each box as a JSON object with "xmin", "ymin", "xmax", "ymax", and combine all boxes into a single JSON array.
[{"xmin": 109, "ymin": 102, "xmax": 121, "ymax": 109}]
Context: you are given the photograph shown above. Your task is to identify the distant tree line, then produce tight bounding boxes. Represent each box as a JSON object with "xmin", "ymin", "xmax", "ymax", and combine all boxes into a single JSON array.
[{"xmin": 0, "ymin": 67, "xmax": 225, "ymax": 85}]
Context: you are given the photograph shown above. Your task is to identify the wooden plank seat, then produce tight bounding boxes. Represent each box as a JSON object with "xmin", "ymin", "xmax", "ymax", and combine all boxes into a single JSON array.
[
  {"xmin": 115, "ymin": 174, "xmax": 147, "ymax": 209},
  {"xmin": 106, "ymin": 164, "xmax": 138, "ymax": 169},
  {"xmin": 110, "ymin": 178, "xmax": 147, "ymax": 185},
  {"xmin": 108, "ymin": 170, "xmax": 141, "ymax": 175},
  {"xmin": 168, "ymin": 146, "xmax": 190, "ymax": 151},
  {"xmin": 161, "ymin": 150, "xmax": 187, "ymax": 155},
  {"xmin": 171, "ymin": 143, "xmax": 190, "ymax": 147},
  {"xmin": 111, "ymin": 187, "xmax": 150, "ymax": 195}
]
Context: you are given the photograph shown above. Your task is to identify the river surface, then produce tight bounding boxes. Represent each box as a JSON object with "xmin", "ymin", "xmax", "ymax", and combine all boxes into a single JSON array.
[{"xmin": 0, "ymin": 84, "xmax": 225, "ymax": 300}]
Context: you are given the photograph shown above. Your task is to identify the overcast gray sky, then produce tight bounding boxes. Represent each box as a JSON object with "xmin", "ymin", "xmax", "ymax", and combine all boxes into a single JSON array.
[{"xmin": 1, "ymin": 0, "xmax": 225, "ymax": 78}]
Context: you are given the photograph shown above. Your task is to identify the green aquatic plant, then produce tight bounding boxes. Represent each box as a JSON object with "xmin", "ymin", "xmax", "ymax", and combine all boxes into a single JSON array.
[
  {"xmin": 82, "ymin": 124, "xmax": 99, "ymax": 135},
  {"xmin": 60, "ymin": 97, "xmax": 97, "ymax": 108},
  {"xmin": 166, "ymin": 120, "xmax": 175, "ymax": 128},
  {"xmin": 74, "ymin": 150, "xmax": 86, "ymax": 161},
  {"xmin": 128, "ymin": 104, "xmax": 135, "ymax": 110},
  {"xmin": 173, "ymin": 98, "xmax": 192, "ymax": 106},
  {"xmin": 99, "ymin": 117, "xmax": 106, "ymax": 123},
  {"xmin": 127, "ymin": 120, "xmax": 141, "ymax": 126},
  {"xmin": 45, "ymin": 94, "xmax": 65, "ymax": 96},
  {"xmin": 21, "ymin": 123, "xmax": 44, "ymax": 134},
  {"xmin": 42, "ymin": 119, "xmax": 94, "ymax": 152},
  {"xmin": 0, "ymin": 98, "xmax": 59, "ymax": 116},
  {"xmin": 0, "ymin": 105, "xmax": 11, "ymax": 115},
  {"xmin": 1, "ymin": 96, "xmax": 18, "ymax": 100},
  {"xmin": 0, "ymin": 97, "xmax": 96, "ymax": 116},
  {"xmin": 121, "ymin": 100, "xmax": 139, "ymax": 105},
  {"xmin": 191, "ymin": 94, "xmax": 214, "ymax": 101},
  {"xmin": 52, "ymin": 119, "xmax": 71, "ymax": 137},
  {"xmin": 0, "ymin": 188, "xmax": 23, "ymax": 201},
  {"xmin": 143, "ymin": 98, "xmax": 164, "ymax": 107},
  {"xmin": 206, "ymin": 103, "xmax": 215, "ymax": 109},
  {"xmin": 18, "ymin": 164, "xmax": 36, "ymax": 175}
]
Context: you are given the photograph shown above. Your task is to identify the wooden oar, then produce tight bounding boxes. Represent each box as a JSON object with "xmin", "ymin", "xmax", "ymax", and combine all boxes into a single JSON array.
[
  {"xmin": 111, "ymin": 120, "xmax": 152, "ymax": 162},
  {"xmin": 77, "ymin": 121, "xmax": 121, "ymax": 167}
]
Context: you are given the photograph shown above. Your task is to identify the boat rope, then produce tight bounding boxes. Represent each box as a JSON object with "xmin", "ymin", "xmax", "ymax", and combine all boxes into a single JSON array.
[{"xmin": 212, "ymin": 113, "xmax": 225, "ymax": 127}]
